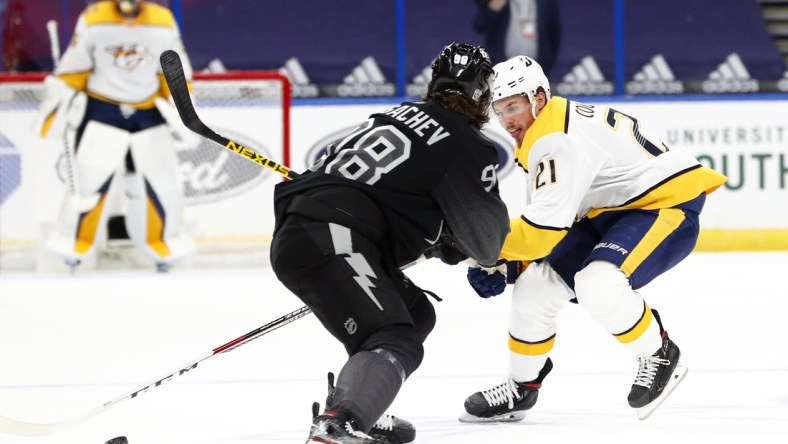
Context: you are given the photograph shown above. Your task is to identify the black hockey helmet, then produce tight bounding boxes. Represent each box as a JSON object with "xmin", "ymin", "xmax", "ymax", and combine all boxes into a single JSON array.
[{"xmin": 428, "ymin": 42, "xmax": 494, "ymax": 103}]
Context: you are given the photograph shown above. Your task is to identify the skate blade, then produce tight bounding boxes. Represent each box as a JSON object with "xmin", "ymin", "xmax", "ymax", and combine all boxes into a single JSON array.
[
  {"xmin": 636, "ymin": 361, "xmax": 688, "ymax": 421},
  {"xmin": 458, "ymin": 411, "xmax": 526, "ymax": 423}
]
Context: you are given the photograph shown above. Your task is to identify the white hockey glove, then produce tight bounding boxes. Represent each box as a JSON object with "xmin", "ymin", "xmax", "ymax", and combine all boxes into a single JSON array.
[{"xmin": 32, "ymin": 75, "xmax": 82, "ymax": 139}]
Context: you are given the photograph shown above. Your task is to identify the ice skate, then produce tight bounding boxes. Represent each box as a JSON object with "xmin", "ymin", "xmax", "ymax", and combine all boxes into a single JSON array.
[
  {"xmin": 306, "ymin": 403, "xmax": 383, "ymax": 444},
  {"xmin": 369, "ymin": 413, "xmax": 415, "ymax": 444},
  {"xmin": 628, "ymin": 327, "xmax": 688, "ymax": 420},
  {"xmin": 64, "ymin": 258, "xmax": 81, "ymax": 275},
  {"xmin": 459, "ymin": 358, "xmax": 552, "ymax": 423},
  {"xmin": 311, "ymin": 372, "xmax": 415, "ymax": 443}
]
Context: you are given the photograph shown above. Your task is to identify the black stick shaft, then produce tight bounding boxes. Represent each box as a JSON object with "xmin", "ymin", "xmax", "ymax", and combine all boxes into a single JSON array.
[{"xmin": 159, "ymin": 50, "xmax": 299, "ymax": 179}]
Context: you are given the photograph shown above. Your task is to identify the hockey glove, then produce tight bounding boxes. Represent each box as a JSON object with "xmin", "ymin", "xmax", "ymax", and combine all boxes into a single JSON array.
[
  {"xmin": 466, "ymin": 259, "xmax": 527, "ymax": 298},
  {"xmin": 434, "ymin": 230, "xmax": 468, "ymax": 265}
]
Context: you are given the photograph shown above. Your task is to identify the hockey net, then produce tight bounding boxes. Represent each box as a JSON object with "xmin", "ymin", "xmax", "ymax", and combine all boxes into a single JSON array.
[{"xmin": 0, "ymin": 71, "xmax": 290, "ymax": 272}]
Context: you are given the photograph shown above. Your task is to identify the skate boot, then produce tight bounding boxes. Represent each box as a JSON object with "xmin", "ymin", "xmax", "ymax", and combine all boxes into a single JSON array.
[
  {"xmin": 459, "ymin": 358, "xmax": 552, "ymax": 423},
  {"xmin": 307, "ymin": 403, "xmax": 382, "ymax": 444},
  {"xmin": 314, "ymin": 373, "xmax": 415, "ymax": 443},
  {"xmin": 369, "ymin": 413, "xmax": 415, "ymax": 444},
  {"xmin": 628, "ymin": 310, "xmax": 688, "ymax": 420},
  {"xmin": 64, "ymin": 258, "xmax": 81, "ymax": 275}
]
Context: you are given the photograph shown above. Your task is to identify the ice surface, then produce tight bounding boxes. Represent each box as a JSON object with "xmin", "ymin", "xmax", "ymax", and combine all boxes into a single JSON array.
[{"xmin": 1, "ymin": 252, "xmax": 786, "ymax": 443}]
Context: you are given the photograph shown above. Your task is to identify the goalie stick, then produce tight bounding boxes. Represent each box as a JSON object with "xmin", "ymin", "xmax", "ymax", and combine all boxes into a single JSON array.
[
  {"xmin": 159, "ymin": 49, "xmax": 299, "ymax": 180},
  {"xmin": 46, "ymin": 19, "xmax": 60, "ymax": 70},
  {"xmin": 0, "ymin": 305, "xmax": 313, "ymax": 437}
]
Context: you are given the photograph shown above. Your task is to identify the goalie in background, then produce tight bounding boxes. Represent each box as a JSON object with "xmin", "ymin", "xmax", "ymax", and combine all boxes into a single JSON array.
[
  {"xmin": 461, "ymin": 55, "xmax": 727, "ymax": 422},
  {"xmin": 34, "ymin": 0, "xmax": 195, "ymax": 272},
  {"xmin": 270, "ymin": 42, "xmax": 510, "ymax": 443}
]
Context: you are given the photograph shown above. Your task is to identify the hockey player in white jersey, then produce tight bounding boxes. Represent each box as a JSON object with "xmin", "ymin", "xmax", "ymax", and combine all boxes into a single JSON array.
[
  {"xmin": 461, "ymin": 56, "xmax": 727, "ymax": 422},
  {"xmin": 36, "ymin": 0, "xmax": 195, "ymax": 271}
]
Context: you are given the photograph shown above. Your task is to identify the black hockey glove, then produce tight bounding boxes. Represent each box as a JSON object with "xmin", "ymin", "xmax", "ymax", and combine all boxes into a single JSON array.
[
  {"xmin": 466, "ymin": 259, "xmax": 526, "ymax": 298},
  {"xmin": 434, "ymin": 231, "xmax": 468, "ymax": 265}
]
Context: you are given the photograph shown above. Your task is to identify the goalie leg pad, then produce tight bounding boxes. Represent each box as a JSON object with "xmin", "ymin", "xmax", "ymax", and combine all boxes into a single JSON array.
[
  {"xmin": 508, "ymin": 262, "xmax": 573, "ymax": 382},
  {"xmin": 73, "ymin": 121, "xmax": 131, "ymax": 192},
  {"xmin": 47, "ymin": 122, "xmax": 129, "ymax": 261},
  {"xmin": 126, "ymin": 125, "xmax": 195, "ymax": 264}
]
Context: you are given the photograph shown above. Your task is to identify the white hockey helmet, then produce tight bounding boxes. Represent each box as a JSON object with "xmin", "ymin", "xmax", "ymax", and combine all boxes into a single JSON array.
[{"xmin": 492, "ymin": 56, "xmax": 551, "ymax": 105}]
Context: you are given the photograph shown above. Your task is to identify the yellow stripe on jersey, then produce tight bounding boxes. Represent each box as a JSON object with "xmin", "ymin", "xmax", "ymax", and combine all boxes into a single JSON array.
[
  {"xmin": 500, "ymin": 216, "xmax": 569, "ymax": 261},
  {"xmin": 509, "ymin": 333, "xmax": 556, "ymax": 356},
  {"xmin": 586, "ymin": 165, "xmax": 727, "ymax": 218},
  {"xmin": 614, "ymin": 303, "xmax": 653, "ymax": 344},
  {"xmin": 84, "ymin": 1, "xmax": 176, "ymax": 28},
  {"xmin": 86, "ymin": 89, "xmax": 159, "ymax": 109},
  {"xmin": 516, "ymin": 97, "xmax": 570, "ymax": 171},
  {"xmin": 621, "ymin": 208, "xmax": 686, "ymax": 277},
  {"xmin": 57, "ymin": 72, "xmax": 91, "ymax": 92}
]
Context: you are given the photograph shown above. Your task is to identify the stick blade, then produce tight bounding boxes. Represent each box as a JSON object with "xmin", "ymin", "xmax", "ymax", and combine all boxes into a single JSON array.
[{"xmin": 159, "ymin": 49, "xmax": 199, "ymax": 129}]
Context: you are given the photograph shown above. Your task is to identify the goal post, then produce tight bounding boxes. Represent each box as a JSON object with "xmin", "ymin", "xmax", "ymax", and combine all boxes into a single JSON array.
[{"xmin": 0, "ymin": 71, "xmax": 291, "ymax": 272}]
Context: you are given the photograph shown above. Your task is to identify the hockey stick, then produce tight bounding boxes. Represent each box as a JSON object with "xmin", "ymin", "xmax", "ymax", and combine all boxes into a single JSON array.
[
  {"xmin": 159, "ymin": 49, "xmax": 299, "ymax": 180},
  {"xmin": 0, "ymin": 305, "xmax": 312, "ymax": 436},
  {"xmin": 46, "ymin": 19, "xmax": 60, "ymax": 70},
  {"xmin": 160, "ymin": 50, "xmax": 447, "ymax": 271}
]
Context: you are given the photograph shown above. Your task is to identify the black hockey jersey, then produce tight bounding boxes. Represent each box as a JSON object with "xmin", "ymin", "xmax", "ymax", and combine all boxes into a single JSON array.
[{"xmin": 273, "ymin": 101, "xmax": 509, "ymax": 268}]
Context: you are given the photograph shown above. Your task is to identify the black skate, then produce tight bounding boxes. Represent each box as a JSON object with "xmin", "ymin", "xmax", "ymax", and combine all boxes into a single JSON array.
[
  {"xmin": 308, "ymin": 372, "xmax": 415, "ymax": 444},
  {"xmin": 628, "ymin": 311, "xmax": 688, "ymax": 420},
  {"xmin": 369, "ymin": 413, "xmax": 415, "ymax": 444},
  {"xmin": 307, "ymin": 403, "xmax": 382, "ymax": 444},
  {"xmin": 459, "ymin": 358, "xmax": 552, "ymax": 423}
]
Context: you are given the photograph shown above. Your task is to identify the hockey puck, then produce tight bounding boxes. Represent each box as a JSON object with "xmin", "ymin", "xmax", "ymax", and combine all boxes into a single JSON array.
[{"xmin": 105, "ymin": 437, "xmax": 128, "ymax": 444}]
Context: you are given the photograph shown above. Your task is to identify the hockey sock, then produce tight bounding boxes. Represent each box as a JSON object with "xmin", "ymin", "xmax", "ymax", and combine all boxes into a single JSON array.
[{"xmin": 329, "ymin": 350, "xmax": 404, "ymax": 432}]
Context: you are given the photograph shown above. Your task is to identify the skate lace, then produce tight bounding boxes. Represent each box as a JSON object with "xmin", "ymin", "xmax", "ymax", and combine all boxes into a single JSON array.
[
  {"xmin": 633, "ymin": 355, "xmax": 671, "ymax": 388},
  {"xmin": 373, "ymin": 414, "xmax": 394, "ymax": 431},
  {"xmin": 344, "ymin": 421, "xmax": 375, "ymax": 440},
  {"xmin": 481, "ymin": 378, "xmax": 520, "ymax": 409}
]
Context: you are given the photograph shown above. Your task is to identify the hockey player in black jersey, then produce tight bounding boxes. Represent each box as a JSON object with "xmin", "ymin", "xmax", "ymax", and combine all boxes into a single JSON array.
[{"xmin": 270, "ymin": 42, "xmax": 510, "ymax": 443}]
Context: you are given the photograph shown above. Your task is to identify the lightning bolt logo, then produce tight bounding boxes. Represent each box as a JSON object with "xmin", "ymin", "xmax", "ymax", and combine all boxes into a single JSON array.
[{"xmin": 344, "ymin": 252, "xmax": 383, "ymax": 311}]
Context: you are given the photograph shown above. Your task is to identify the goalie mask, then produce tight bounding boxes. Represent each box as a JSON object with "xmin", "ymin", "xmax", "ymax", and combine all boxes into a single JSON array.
[
  {"xmin": 116, "ymin": 0, "xmax": 142, "ymax": 18},
  {"xmin": 492, "ymin": 56, "xmax": 551, "ymax": 105},
  {"xmin": 428, "ymin": 42, "xmax": 494, "ymax": 104}
]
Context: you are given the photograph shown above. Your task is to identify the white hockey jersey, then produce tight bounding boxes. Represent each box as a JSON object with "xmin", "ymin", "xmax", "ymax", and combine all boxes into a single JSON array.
[
  {"xmin": 500, "ymin": 96, "xmax": 727, "ymax": 261},
  {"xmin": 55, "ymin": 0, "xmax": 193, "ymax": 108}
]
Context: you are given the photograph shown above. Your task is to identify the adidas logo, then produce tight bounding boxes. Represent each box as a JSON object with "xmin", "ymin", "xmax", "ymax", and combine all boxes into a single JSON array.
[
  {"xmin": 701, "ymin": 53, "xmax": 759, "ymax": 93},
  {"xmin": 556, "ymin": 56, "xmax": 613, "ymax": 95},
  {"xmin": 627, "ymin": 54, "xmax": 683, "ymax": 94},
  {"xmin": 278, "ymin": 58, "xmax": 319, "ymax": 98},
  {"xmin": 336, "ymin": 56, "xmax": 395, "ymax": 97},
  {"xmin": 777, "ymin": 70, "xmax": 788, "ymax": 92},
  {"xmin": 406, "ymin": 64, "xmax": 432, "ymax": 98}
]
